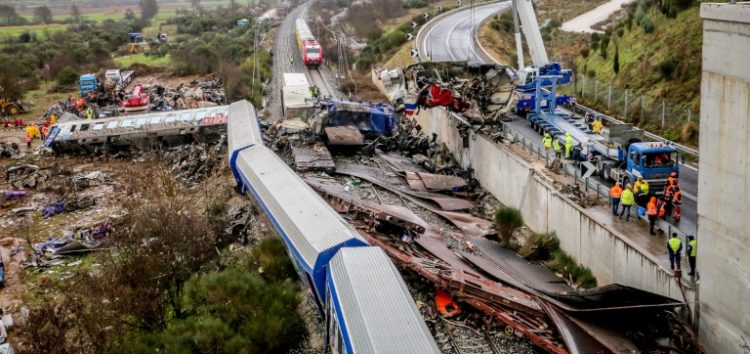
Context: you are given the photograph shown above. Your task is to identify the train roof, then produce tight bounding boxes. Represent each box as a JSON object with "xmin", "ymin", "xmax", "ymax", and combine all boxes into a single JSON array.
[
  {"xmin": 295, "ymin": 19, "xmax": 315, "ymax": 41},
  {"xmin": 234, "ymin": 146, "xmax": 366, "ymax": 272},
  {"xmin": 328, "ymin": 247, "xmax": 440, "ymax": 354},
  {"xmin": 227, "ymin": 100, "xmax": 263, "ymax": 155}
]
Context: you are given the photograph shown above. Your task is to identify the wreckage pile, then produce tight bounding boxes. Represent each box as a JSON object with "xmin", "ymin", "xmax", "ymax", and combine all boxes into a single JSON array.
[
  {"xmin": 264, "ymin": 106, "xmax": 706, "ymax": 354},
  {"xmin": 147, "ymin": 79, "xmax": 226, "ymax": 112},
  {"xmin": 377, "ymin": 62, "xmax": 516, "ymax": 123},
  {"xmin": 162, "ymin": 138, "xmax": 226, "ymax": 184}
]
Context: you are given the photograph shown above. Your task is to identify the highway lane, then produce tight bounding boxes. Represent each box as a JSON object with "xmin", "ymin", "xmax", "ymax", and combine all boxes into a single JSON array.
[
  {"xmin": 419, "ymin": 3, "xmax": 698, "ymax": 236},
  {"xmin": 418, "ymin": 1, "xmax": 510, "ymax": 64}
]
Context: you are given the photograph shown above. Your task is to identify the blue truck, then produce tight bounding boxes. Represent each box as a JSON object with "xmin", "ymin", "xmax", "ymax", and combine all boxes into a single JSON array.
[
  {"xmin": 526, "ymin": 75, "xmax": 679, "ymax": 192},
  {"xmin": 78, "ymin": 73, "xmax": 98, "ymax": 95},
  {"xmin": 514, "ymin": 62, "xmax": 574, "ymax": 115}
]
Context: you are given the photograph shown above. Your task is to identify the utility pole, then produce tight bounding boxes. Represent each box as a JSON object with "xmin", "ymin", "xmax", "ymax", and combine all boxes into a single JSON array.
[{"xmin": 511, "ymin": 0, "xmax": 525, "ymax": 70}]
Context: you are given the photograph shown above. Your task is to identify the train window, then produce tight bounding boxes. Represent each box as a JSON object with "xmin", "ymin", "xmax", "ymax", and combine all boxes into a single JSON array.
[
  {"xmin": 93, "ymin": 123, "xmax": 104, "ymax": 131},
  {"xmin": 80, "ymin": 124, "xmax": 90, "ymax": 131},
  {"xmin": 121, "ymin": 119, "xmax": 133, "ymax": 128},
  {"xmin": 150, "ymin": 116, "xmax": 163, "ymax": 124},
  {"xmin": 308, "ymin": 47, "xmax": 320, "ymax": 54},
  {"xmin": 106, "ymin": 121, "xmax": 119, "ymax": 129},
  {"xmin": 179, "ymin": 112, "xmax": 192, "ymax": 122},
  {"xmin": 136, "ymin": 118, "xmax": 147, "ymax": 127},
  {"xmin": 68, "ymin": 125, "xmax": 77, "ymax": 133},
  {"xmin": 194, "ymin": 111, "xmax": 207, "ymax": 121},
  {"xmin": 165, "ymin": 114, "xmax": 177, "ymax": 123}
]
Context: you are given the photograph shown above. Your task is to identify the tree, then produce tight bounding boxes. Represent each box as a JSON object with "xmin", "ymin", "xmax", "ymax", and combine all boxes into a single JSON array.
[
  {"xmin": 139, "ymin": 0, "xmax": 159, "ymax": 20},
  {"xmin": 70, "ymin": 4, "xmax": 82, "ymax": 24},
  {"xmin": 190, "ymin": 0, "xmax": 201, "ymax": 11},
  {"xmin": 613, "ymin": 46, "xmax": 620, "ymax": 74},
  {"xmin": 33, "ymin": 6, "xmax": 53, "ymax": 25},
  {"xmin": 124, "ymin": 8, "xmax": 135, "ymax": 20},
  {"xmin": 0, "ymin": 54, "xmax": 38, "ymax": 100},
  {"xmin": 0, "ymin": 5, "xmax": 17, "ymax": 26}
]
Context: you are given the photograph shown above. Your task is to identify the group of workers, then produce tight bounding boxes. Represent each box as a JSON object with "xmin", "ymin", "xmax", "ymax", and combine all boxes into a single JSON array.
[
  {"xmin": 667, "ymin": 232, "xmax": 697, "ymax": 276},
  {"xmin": 2, "ymin": 117, "xmax": 27, "ymax": 131},
  {"xmin": 609, "ymin": 173, "xmax": 696, "ymax": 276}
]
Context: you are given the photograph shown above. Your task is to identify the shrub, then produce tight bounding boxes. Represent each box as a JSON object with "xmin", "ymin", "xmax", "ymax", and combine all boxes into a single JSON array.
[
  {"xmin": 658, "ymin": 59, "xmax": 676, "ymax": 78},
  {"xmin": 55, "ymin": 66, "xmax": 79, "ymax": 86},
  {"xmin": 494, "ymin": 207, "xmax": 524, "ymax": 246},
  {"xmin": 549, "ymin": 250, "xmax": 597, "ymax": 288},
  {"xmin": 384, "ymin": 30, "xmax": 407, "ymax": 50},
  {"xmin": 404, "ymin": 0, "xmax": 428, "ymax": 9},
  {"xmin": 580, "ymin": 47, "xmax": 590, "ymax": 58},
  {"xmin": 519, "ymin": 232, "xmax": 559, "ymax": 261},
  {"xmin": 641, "ymin": 16, "xmax": 655, "ymax": 33}
]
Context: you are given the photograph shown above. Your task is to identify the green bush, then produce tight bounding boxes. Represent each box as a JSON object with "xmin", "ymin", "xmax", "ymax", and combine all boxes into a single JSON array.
[
  {"xmin": 494, "ymin": 207, "xmax": 524, "ymax": 245},
  {"xmin": 641, "ymin": 16, "xmax": 655, "ymax": 33},
  {"xmin": 658, "ymin": 59, "xmax": 676, "ymax": 78},
  {"xmin": 403, "ymin": 0, "xmax": 428, "ymax": 9},
  {"xmin": 56, "ymin": 66, "xmax": 79, "ymax": 87},
  {"xmin": 549, "ymin": 250, "xmax": 597, "ymax": 288},
  {"xmin": 384, "ymin": 30, "xmax": 407, "ymax": 50}
]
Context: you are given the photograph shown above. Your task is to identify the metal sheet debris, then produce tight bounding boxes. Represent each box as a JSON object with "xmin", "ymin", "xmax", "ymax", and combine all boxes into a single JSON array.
[{"xmin": 291, "ymin": 145, "xmax": 335, "ymax": 172}]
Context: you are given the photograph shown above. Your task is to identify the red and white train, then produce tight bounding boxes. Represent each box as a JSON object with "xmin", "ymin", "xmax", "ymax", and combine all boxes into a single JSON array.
[{"xmin": 295, "ymin": 19, "xmax": 323, "ymax": 67}]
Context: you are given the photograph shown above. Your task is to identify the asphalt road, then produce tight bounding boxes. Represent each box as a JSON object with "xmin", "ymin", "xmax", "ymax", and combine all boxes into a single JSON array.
[
  {"xmin": 418, "ymin": 1, "xmax": 510, "ymax": 64},
  {"xmin": 417, "ymin": 3, "xmax": 698, "ymax": 236}
]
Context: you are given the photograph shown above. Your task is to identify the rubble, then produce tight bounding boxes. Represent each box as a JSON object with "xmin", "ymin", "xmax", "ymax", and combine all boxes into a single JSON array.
[
  {"xmin": 23, "ymin": 220, "xmax": 113, "ymax": 269},
  {"xmin": 147, "ymin": 79, "xmax": 226, "ymax": 111},
  {"xmin": 374, "ymin": 62, "xmax": 516, "ymax": 123},
  {"xmin": 162, "ymin": 139, "xmax": 225, "ymax": 184}
]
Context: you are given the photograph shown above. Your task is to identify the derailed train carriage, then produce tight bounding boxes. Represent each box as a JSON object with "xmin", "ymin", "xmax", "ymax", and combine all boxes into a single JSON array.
[{"xmin": 227, "ymin": 100, "xmax": 439, "ymax": 353}]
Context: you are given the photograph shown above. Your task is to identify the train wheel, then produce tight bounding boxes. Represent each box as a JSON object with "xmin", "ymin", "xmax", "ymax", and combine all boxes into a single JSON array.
[{"xmin": 7, "ymin": 104, "xmax": 19, "ymax": 115}]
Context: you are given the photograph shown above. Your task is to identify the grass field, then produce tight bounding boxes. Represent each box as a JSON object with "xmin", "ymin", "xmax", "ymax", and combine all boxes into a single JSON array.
[
  {"xmin": 115, "ymin": 53, "xmax": 172, "ymax": 68},
  {"xmin": 0, "ymin": 23, "xmax": 68, "ymax": 41}
]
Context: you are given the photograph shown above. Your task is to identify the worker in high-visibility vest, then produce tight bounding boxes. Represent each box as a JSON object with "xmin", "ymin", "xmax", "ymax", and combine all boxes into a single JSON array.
[
  {"xmin": 647, "ymin": 197, "xmax": 658, "ymax": 235},
  {"xmin": 672, "ymin": 186, "xmax": 683, "ymax": 222},
  {"xmin": 592, "ymin": 118, "xmax": 603, "ymax": 134},
  {"xmin": 552, "ymin": 138, "xmax": 562, "ymax": 169},
  {"xmin": 609, "ymin": 182, "xmax": 622, "ymax": 215},
  {"xmin": 633, "ymin": 176, "xmax": 650, "ymax": 206},
  {"xmin": 564, "ymin": 132, "xmax": 573, "ymax": 159},
  {"xmin": 686, "ymin": 235, "xmax": 697, "ymax": 276},
  {"xmin": 667, "ymin": 233, "xmax": 682, "ymax": 271},
  {"xmin": 542, "ymin": 133, "xmax": 552, "ymax": 152},
  {"xmin": 85, "ymin": 107, "xmax": 94, "ymax": 120},
  {"xmin": 619, "ymin": 184, "xmax": 635, "ymax": 221}
]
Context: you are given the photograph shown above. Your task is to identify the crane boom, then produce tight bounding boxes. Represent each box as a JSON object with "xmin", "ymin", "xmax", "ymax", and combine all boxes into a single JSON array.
[{"xmin": 515, "ymin": 0, "xmax": 549, "ymax": 67}]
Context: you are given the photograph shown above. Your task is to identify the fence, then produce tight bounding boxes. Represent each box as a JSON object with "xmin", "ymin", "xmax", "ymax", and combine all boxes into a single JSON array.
[
  {"xmin": 564, "ymin": 74, "xmax": 698, "ymax": 143},
  {"xmin": 495, "ymin": 118, "xmax": 695, "ymax": 257}
]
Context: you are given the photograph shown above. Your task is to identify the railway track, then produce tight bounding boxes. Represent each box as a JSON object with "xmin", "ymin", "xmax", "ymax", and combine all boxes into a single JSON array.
[
  {"xmin": 435, "ymin": 317, "xmax": 502, "ymax": 354},
  {"xmin": 307, "ymin": 67, "xmax": 339, "ymax": 99}
]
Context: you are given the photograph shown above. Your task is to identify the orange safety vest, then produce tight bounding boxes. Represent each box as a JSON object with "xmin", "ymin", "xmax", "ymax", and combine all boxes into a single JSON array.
[
  {"xmin": 658, "ymin": 201, "xmax": 666, "ymax": 217},
  {"xmin": 25, "ymin": 135, "xmax": 32, "ymax": 143},
  {"xmin": 647, "ymin": 200, "xmax": 658, "ymax": 216},
  {"xmin": 673, "ymin": 191, "xmax": 682, "ymax": 205},
  {"xmin": 610, "ymin": 185, "xmax": 622, "ymax": 198}
]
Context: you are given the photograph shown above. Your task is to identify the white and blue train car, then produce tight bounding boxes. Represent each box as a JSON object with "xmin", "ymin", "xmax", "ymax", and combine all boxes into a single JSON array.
[
  {"xmin": 233, "ymin": 143, "xmax": 369, "ymax": 307},
  {"xmin": 327, "ymin": 247, "xmax": 441, "ymax": 354},
  {"xmin": 228, "ymin": 99, "xmax": 440, "ymax": 353}
]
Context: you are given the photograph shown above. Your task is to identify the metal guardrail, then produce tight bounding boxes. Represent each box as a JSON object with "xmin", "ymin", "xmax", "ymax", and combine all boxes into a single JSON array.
[{"xmin": 494, "ymin": 119, "xmax": 696, "ymax": 257}]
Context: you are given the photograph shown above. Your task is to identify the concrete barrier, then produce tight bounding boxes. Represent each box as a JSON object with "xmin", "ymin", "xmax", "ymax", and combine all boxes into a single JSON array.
[{"xmin": 413, "ymin": 106, "xmax": 693, "ymax": 302}]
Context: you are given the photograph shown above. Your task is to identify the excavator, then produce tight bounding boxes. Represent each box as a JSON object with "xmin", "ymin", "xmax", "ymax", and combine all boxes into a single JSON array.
[{"xmin": 0, "ymin": 98, "xmax": 26, "ymax": 116}]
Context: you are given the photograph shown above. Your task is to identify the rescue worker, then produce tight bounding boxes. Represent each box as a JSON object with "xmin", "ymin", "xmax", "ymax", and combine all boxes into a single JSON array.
[
  {"xmin": 619, "ymin": 184, "xmax": 635, "ymax": 221},
  {"xmin": 592, "ymin": 118, "xmax": 603, "ymax": 134},
  {"xmin": 633, "ymin": 176, "xmax": 650, "ymax": 206},
  {"xmin": 552, "ymin": 138, "xmax": 563, "ymax": 169},
  {"xmin": 667, "ymin": 233, "xmax": 682, "ymax": 271},
  {"xmin": 50, "ymin": 113, "xmax": 57, "ymax": 125},
  {"xmin": 672, "ymin": 186, "xmax": 683, "ymax": 222},
  {"xmin": 686, "ymin": 235, "xmax": 697, "ymax": 276},
  {"xmin": 609, "ymin": 182, "xmax": 622, "ymax": 215},
  {"xmin": 25, "ymin": 134, "xmax": 32, "ymax": 150},
  {"xmin": 667, "ymin": 171, "xmax": 678, "ymax": 187},
  {"xmin": 647, "ymin": 197, "xmax": 658, "ymax": 235},
  {"xmin": 40, "ymin": 125, "xmax": 48, "ymax": 140},
  {"xmin": 564, "ymin": 132, "xmax": 573, "ymax": 159},
  {"xmin": 663, "ymin": 183, "xmax": 675, "ymax": 218},
  {"xmin": 85, "ymin": 106, "xmax": 94, "ymax": 120},
  {"xmin": 542, "ymin": 133, "xmax": 552, "ymax": 152},
  {"xmin": 2, "ymin": 116, "xmax": 8, "ymax": 131}
]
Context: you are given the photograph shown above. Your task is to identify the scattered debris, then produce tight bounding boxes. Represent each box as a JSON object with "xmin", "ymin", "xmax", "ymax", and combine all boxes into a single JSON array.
[{"xmin": 291, "ymin": 145, "xmax": 335, "ymax": 172}]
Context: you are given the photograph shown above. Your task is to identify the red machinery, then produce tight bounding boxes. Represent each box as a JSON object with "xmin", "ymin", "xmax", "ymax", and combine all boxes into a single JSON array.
[
  {"xmin": 295, "ymin": 19, "xmax": 323, "ymax": 67},
  {"xmin": 120, "ymin": 83, "xmax": 149, "ymax": 112}
]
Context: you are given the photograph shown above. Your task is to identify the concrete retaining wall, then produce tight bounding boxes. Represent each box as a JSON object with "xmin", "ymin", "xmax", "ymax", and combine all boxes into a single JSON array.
[{"xmin": 413, "ymin": 107, "xmax": 692, "ymax": 302}]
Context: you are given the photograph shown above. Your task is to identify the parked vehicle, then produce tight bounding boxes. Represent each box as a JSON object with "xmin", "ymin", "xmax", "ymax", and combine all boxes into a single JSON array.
[
  {"xmin": 78, "ymin": 73, "xmax": 98, "ymax": 95},
  {"xmin": 0, "ymin": 98, "xmax": 26, "ymax": 116}
]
